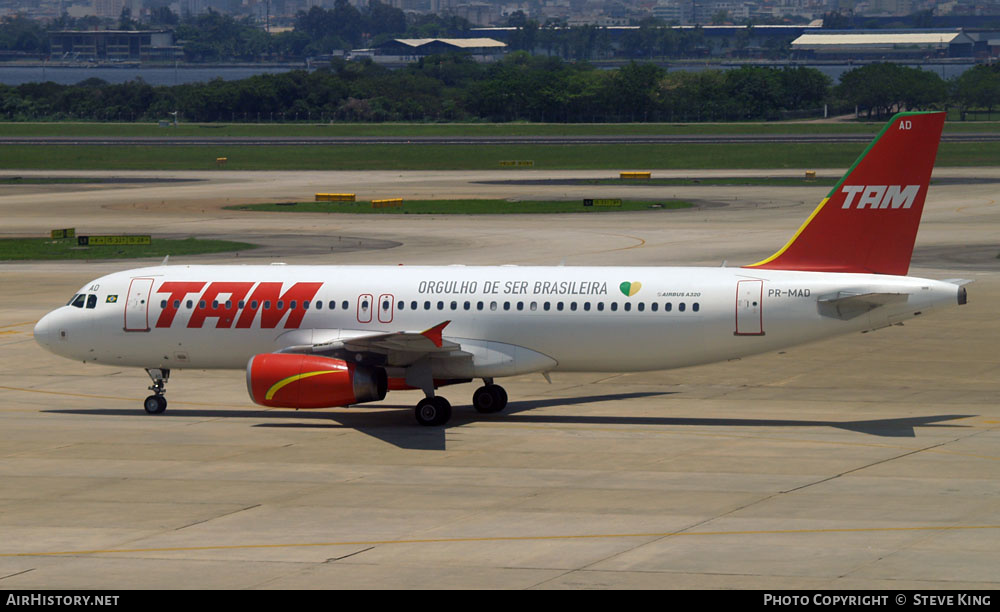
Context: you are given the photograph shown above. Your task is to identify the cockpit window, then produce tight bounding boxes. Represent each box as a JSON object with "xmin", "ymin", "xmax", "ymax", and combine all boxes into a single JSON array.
[
  {"xmin": 69, "ymin": 294, "xmax": 85, "ymax": 308},
  {"xmin": 86, "ymin": 294, "xmax": 97, "ymax": 309}
]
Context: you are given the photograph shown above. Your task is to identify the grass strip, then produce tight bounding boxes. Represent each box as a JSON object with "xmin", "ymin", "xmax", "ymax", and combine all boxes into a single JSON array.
[
  {"xmin": 0, "ymin": 142, "xmax": 991, "ymax": 170},
  {"xmin": 228, "ymin": 199, "xmax": 694, "ymax": 214},
  {"xmin": 0, "ymin": 237, "xmax": 256, "ymax": 261},
  {"xmin": 1, "ymin": 120, "xmax": 998, "ymax": 138}
]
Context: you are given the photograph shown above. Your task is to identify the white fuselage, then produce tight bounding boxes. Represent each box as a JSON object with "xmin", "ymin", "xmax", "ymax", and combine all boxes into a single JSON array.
[{"xmin": 34, "ymin": 264, "xmax": 961, "ymax": 379}]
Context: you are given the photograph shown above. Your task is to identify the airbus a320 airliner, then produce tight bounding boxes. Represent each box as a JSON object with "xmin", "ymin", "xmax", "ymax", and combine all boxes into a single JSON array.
[{"xmin": 34, "ymin": 112, "xmax": 967, "ymax": 426}]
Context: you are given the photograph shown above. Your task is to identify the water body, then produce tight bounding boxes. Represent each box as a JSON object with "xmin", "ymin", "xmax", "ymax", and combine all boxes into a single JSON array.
[
  {"xmin": 665, "ymin": 61, "xmax": 977, "ymax": 83},
  {"xmin": 0, "ymin": 65, "xmax": 312, "ymax": 86},
  {"xmin": 0, "ymin": 61, "xmax": 978, "ymax": 87}
]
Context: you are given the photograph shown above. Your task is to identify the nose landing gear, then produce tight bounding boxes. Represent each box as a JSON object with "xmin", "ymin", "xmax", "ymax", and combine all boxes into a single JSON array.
[{"xmin": 144, "ymin": 368, "xmax": 169, "ymax": 414}]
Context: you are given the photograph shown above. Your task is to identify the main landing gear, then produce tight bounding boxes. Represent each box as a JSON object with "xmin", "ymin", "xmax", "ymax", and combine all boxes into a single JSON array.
[
  {"xmin": 472, "ymin": 380, "xmax": 508, "ymax": 414},
  {"xmin": 413, "ymin": 379, "xmax": 509, "ymax": 427},
  {"xmin": 144, "ymin": 368, "xmax": 169, "ymax": 414},
  {"xmin": 415, "ymin": 396, "xmax": 451, "ymax": 427}
]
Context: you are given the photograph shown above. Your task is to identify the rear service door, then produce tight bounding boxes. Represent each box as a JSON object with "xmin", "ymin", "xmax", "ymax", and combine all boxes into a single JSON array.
[{"xmin": 735, "ymin": 280, "xmax": 764, "ymax": 336}]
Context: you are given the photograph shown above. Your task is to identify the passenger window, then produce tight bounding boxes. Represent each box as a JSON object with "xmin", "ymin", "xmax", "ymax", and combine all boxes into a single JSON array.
[
  {"xmin": 490, "ymin": 301, "xmax": 497, "ymax": 311},
  {"xmin": 665, "ymin": 302, "xmax": 672, "ymax": 312},
  {"xmin": 315, "ymin": 300, "xmax": 321, "ymax": 310},
  {"xmin": 397, "ymin": 301, "xmax": 404, "ymax": 310},
  {"xmin": 597, "ymin": 302, "xmax": 604, "ymax": 311},
  {"xmin": 583, "ymin": 302, "xmax": 590, "ymax": 311},
  {"xmin": 611, "ymin": 303, "xmax": 618, "ymax": 312},
  {"xmin": 570, "ymin": 302, "xmax": 577, "ymax": 311},
  {"xmin": 638, "ymin": 303, "xmax": 645, "ymax": 312},
  {"xmin": 651, "ymin": 303, "xmax": 658, "ymax": 312},
  {"xmin": 186, "ymin": 300, "xmax": 193, "ymax": 309},
  {"xmin": 477, "ymin": 301, "xmax": 484, "ymax": 311},
  {"xmin": 291, "ymin": 300, "xmax": 298, "ymax": 310},
  {"xmin": 160, "ymin": 300, "xmax": 167, "ymax": 309},
  {"xmin": 225, "ymin": 300, "xmax": 232, "ymax": 309},
  {"xmin": 557, "ymin": 302, "xmax": 564, "ymax": 311},
  {"xmin": 437, "ymin": 301, "xmax": 444, "ymax": 310},
  {"xmin": 517, "ymin": 301, "xmax": 523, "ymax": 311},
  {"xmin": 250, "ymin": 300, "xmax": 258, "ymax": 309},
  {"xmin": 263, "ymin": 300, "xmax": 271, "ymax": 310},
  {"xmin": 624, "ymin": 303, "xmax": 631, "ymax": 312},
  {"xmin": 544, "ymin": 302, "xmax": 551, "ymax": 311},
  {"xmin": 530, "ymin": 302, "xmax": 537, "ymax": 311},
  {"xmin": 693, "ymin": 303, "xmax": 700, "ymax": 312},
  {"xmin": 411, "ymin": 301, "xmax": 417, "ymax": 310},
  {"xmin": 329, "ymin": 300, "xmax": 336, "ymax": 310},
  {"xmin": 278, "ymin": 300, "xmax": 285, "ymax": 310},
  {"xmin": 450, "ymin": 301, "xmax": 457, "ymax": 310},
  {"xmin": 212, "ymin": 300, "xmax": 219, "ymax": 309},
  {"xmin": 382, "ymin": 300, "xmax": 389, "ymax": 310},
  {"xmin": 424, "ymin": 301, "xmax": 431, "ymax": 310},
  {"xmin": 503, "ymin": 302, "xmax": 510, "ymax": 311},
  {"xmin": 199, "ymin": 300, "xmax": 206, "ymax": 310},
  {"xmin": 464, "ymin": 301, "xmax": 471, "ymax": 310},
  {"xmin": 86, "ymin": 294, "xmax": 97, "ymax": 309},
  {"xmin": 679, "ymin": 303, "xmax": 686, "ymax": 312},
  {"xmin": 174, "ymin": 300, "xmax": 180, "ymax": 309}
]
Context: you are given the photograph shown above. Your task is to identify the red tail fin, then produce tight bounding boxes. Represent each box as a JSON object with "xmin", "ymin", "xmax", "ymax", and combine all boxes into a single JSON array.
[{"xmin": 746, "ymin": 111, "xmax": 945, "ymax": 276}]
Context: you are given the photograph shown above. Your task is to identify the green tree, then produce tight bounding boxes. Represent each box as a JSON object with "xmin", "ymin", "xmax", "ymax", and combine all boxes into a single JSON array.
[
  {"xmin": 837, "ymin": 63, "xmax": 944, "ymax": 119},
  {"xmin": 0, "ymin": 16, "xmax": 48, "ymax": 53},
  {"xmin": 609, "ymin": 61, "xmax": 664, "ymax": 120},
  {"xmin": 953, "ymin": 64, "xmax": 1000, "ymax": 120}
]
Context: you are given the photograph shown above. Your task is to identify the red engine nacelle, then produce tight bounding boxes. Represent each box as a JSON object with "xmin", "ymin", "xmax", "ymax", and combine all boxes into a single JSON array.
[{"xmin": 246, "ymin": 353, "xmax": 387, "ymax": 409}]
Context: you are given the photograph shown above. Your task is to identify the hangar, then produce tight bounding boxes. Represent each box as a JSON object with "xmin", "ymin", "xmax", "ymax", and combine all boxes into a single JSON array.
[
  {"xmin": 374, "ymin": 38, "xmax": 507, "ymax": 62},
  {"xmin": 791, "ymin": 29, "xmax": 976, "ymax": 59}
]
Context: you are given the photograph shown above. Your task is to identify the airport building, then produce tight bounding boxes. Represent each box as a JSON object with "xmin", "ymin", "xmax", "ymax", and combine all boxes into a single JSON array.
[
  {"xmin": 48, "ymin": 30, "xmax": 184, "ymax": 62},
  {"xmin": 373, "ymin": 38, "xmax": 508, "ymax": 62},
  {"xmin": 790, "ymin": 29, "xmax": 977, "ymax": 59}
]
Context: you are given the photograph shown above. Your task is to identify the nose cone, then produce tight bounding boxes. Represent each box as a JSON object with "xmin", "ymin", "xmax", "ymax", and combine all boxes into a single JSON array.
[{"xmin": 34, "ymin": 309, "xmax": 62, "ymax": 354}]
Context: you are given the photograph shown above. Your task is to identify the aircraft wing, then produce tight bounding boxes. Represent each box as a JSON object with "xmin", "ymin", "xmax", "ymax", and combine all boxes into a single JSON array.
[
  {"xmin": 817, "ymin": 292, "xmax": 909, "ymax": 320},
  {"xmin": 278, "ymin": 321, "xmax": 465, "ymax": 366}
]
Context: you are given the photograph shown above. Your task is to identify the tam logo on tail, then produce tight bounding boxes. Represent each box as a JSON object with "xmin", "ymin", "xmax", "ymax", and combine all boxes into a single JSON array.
[
  {"xmin": 746, "ymin": 111, "xmax": 945, "ymax": 276},
  {"xmin": 840, "ymin": 185, "xmax": 920, "ymax": 210}
]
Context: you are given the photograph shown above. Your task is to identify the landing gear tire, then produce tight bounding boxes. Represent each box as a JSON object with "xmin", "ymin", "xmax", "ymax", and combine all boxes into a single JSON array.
[
  {"xmin": 415, "ymin": 396, "xmax": 452, "ymax": 426},
  {"xmin": 144, "ymin": 368, "xmax": 169, "ymax": 415},
  {"xmin": 473, "ymin": 384, "xmax": 508, "ymax": 414},
  {"xmin": 144, "ymin": 394, "xmax": 167, "ymax": 414}
]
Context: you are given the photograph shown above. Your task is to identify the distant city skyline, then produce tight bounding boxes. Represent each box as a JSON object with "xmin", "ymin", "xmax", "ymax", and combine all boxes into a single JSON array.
[{"xmin": 1, "ymin": 0, "xmax": 998, "ymax": 28}]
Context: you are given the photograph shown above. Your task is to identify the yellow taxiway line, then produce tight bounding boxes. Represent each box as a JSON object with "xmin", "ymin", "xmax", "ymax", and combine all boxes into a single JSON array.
[{"xmin": 3, "ymin": 525, "xmax": 999, "ymax": 558}]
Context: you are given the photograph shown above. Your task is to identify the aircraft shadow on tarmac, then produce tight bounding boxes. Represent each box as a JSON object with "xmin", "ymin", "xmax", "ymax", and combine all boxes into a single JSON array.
[{"xmin": 45, "ymin": 392, "xmax": 974, "ymax": 451}]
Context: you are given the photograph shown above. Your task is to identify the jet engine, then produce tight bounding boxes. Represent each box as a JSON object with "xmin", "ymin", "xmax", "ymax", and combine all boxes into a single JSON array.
[{"xmin": 246, "ymin": 353, "xmax": 387, "ymax": 409}]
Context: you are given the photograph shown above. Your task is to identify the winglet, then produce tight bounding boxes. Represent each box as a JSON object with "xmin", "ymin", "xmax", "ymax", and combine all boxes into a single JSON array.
[{"xmin": 421, "ymin": 321, "xmax": 450, "ymax": 348}]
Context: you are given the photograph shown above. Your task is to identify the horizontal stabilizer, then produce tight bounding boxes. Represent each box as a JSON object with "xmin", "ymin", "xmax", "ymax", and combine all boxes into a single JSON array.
[{"xmin": 817, "ymin": 291, "xmax": 908, "ymax": 320}]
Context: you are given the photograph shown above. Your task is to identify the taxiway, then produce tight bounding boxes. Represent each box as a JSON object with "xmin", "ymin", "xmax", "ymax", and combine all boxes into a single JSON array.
[{"xmin": 0, "ymin": 168, "xmax": 997, "ymax": 589}]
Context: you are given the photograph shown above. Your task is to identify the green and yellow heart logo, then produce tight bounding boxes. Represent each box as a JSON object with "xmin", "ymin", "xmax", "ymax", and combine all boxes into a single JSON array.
[{"xmin": 619, "ymin": 281, "xmax": 642, "ymax": 297}]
